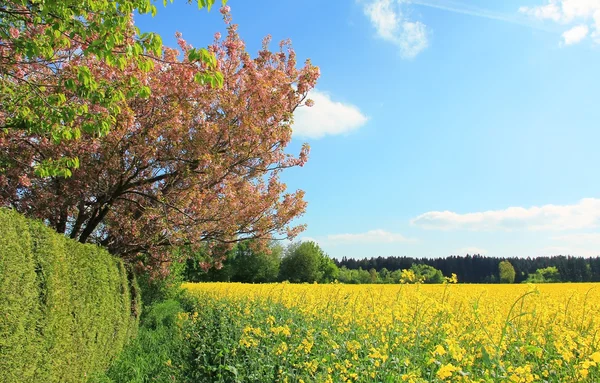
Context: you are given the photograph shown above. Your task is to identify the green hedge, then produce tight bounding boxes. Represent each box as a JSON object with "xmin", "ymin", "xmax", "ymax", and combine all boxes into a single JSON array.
[{"xmin": 0, "ymin": 209, "xmax": 140, "ymax": 383}]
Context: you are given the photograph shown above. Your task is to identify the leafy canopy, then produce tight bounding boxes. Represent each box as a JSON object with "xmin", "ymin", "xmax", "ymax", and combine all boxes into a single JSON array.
[
  {"xmin": 0, "ymin": 13, "xmax": 319, "ymax": 276},
  {"xmin": 0, "ymin": 0, "xmax": 223, "ymax": 176},
  {"xmin": 499, "ymin": 260, "xmax": 516, "ymax": 284},
  {"xmin": 279, "ymin": 242, "xmax": 337, "ymax": 283}
]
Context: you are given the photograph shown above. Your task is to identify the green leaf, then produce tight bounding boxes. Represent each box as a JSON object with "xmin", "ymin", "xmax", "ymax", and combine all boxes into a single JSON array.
[
  {"xmin": 139, "ymin": 86, "xmax": 151, "ymax": 98},
  {"xmin": 65, "ymin": 79, "xmax": 76, "ymax": 91},
  {"xmin": 151, "ymin": 34, "xmax": 163, "ymax": 56},
  {"xmin": 194, "ymin": 72, "xmax": 207, "ymax": 85},
  {"xmin": 100, "ymin": 120, "xmax": 111, "ymax": 134},
  {"xmin": 214, "ymin": 71, "xmax": 224, "ymax": 88},
  {"xmin": 187, "ymin": 49, "xmax": 199, "ymax": 62},
  {"xmin": 77, "ymin": 66, "xmax": 92, "ymax": 86},
  {"xmin": 117, "ymin": 57, "xmax": 127, "ymax": 70}
]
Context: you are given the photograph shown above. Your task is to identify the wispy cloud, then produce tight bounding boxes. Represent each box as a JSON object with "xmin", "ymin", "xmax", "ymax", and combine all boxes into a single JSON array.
[
  {"xmin": 292, "ymin": 90, "xmax": 368, "ymax": 139},
  {"xmin": 361, "ymin": 0, "xmax": 557, "ymax": 58},
  {"xmin": 411, "ymin": 0, "xmax": 552, "ymax": 31},
  {"xmin": 411, "ymin": 198, "xmax": 600, "ymax": 231},
  {"xmin": 327, "ymin": 229, "xmax": 417, "ymax": 244},
  {"xmin": 520, "ymin": 0, "xmax": 600, "ymax": 44},
  {"xmin": 363, "ymin": 0, "xmax": 430, "ymax": 58}
]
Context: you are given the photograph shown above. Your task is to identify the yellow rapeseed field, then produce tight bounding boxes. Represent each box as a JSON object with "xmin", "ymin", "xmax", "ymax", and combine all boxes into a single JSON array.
[{"xmin": 182, "ymin": 282, "xmax": 600, "ymax": 383}]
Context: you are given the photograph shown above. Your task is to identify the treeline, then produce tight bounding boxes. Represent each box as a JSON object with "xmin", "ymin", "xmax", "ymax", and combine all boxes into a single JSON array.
[
  {"xmin": 183, "ymin": 241, "xmax": 338, "ymax": 284},
  {"xmin": 183, "ymin": 241, "xmax": 455, "ymax": 284},
  {"xmin": 184, "ymin": 242, "xmax": 600, "ymax": 284},
  {"xmin": 336, "ymin": 254, "xmax": 600, "ymax": 283}
]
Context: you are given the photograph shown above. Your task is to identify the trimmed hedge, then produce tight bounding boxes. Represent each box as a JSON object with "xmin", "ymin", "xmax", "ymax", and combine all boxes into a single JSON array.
[{"xmin": 0, "ymin": 209, "xmax": 140, "ymax": 383}]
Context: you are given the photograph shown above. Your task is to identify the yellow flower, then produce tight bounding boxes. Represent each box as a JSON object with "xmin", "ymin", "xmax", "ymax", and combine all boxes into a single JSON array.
[
  {"xmin": 434, "ymin": 344, "xmax": 446, "ymax": 356},
  {"xmin": 183, "ymin": 281, "xmax": 600, "ymax": 383},
  {"xmin": 437, "ymin": 363, "xmax": 459, "ymax": 380}
]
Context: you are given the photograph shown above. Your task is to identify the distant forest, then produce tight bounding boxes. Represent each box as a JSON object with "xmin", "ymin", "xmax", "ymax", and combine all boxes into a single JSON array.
[
  {"xmin": 184, "ymin": 239, "xmax": 600, "ymax": 284},
  {"xmin": 336, "ymin": 254, "xmax": 600, "ymax": 283}
]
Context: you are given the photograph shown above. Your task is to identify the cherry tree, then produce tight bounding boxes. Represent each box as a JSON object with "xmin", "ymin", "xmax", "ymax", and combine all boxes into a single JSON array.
[{"xmin": 0, "ymin": 9, "xmax": 319, "ymax": 275}]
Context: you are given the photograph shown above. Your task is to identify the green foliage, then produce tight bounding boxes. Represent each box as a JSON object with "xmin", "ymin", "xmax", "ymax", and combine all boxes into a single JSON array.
[
  {"xmin": 337, "ymin": 266, "xmax": 372, "ymax": 284},
  {"xmin": 0, "ymin": 208, "xmax": 39, "ymax": 382},
  {"xmin": 320, "ymin": 256, "xmax": 340, "ymax": 283},
  {"xmin": 1, "ymin": 0, "xmax": 223, "ymax": 176},
  {"xmin": 183, "ymin": 241, "xmax": 284, "ymax": 283},
  {"xmin": 143, "ymin": 299, "xmax": 184, "ymax": 329},
  {"xmin": 499, "ymin": 260, "xmax": 516, "ymax": 284},
  {"xmin": 524, "ymin": 266, "xmax": 561, "ymax": 283},
  {"xmin": 183, "ymin": 243, "xmax": 459, "ymax": 286},
  {"xmin": 410, "ymin": 263, "xmax": 444, "ymax": 284},
  {"xmin": 137, "ymin": 257, "xmax": 187, "ymax": 308},
  {"xmin": 0, "ymin": 209, "xmax": 138, "ymax": 383},
  {"xmin": 183, "ymin": 244, "xmax": 229, "ymax": 282},
  {"xmin": 88, "ymin": 300, "xmax": 190, "ymax": 383},
  {"xmin": 92, "ymin": 294, "xmax": 320, "ymax": 383},
  {"xmin": 230, "ymin": 241, "xmax": 283, "ymax": 283},
  {"xmin": 279, "ymin": 241, "xmax": 338, "ymax": 283},
  {"xmin": 336, "ymin": 265, "xmax": 447, "ymax": 284},
  {"xmin": 178, "ymin": 293, "xmax": 320, "ymax": 382}
]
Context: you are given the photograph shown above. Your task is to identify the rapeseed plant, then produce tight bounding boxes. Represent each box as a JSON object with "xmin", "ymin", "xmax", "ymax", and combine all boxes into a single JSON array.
[{"xmin": 182, "ymin": 282, "xmax": 600, "ymax": 382}]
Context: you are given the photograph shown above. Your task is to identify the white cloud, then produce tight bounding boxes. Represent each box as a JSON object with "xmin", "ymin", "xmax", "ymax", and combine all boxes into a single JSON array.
[
  {"xmin": 520, "ymin": 0, "xmax": 600, "ymax": 44},
  {"xmin": 411, "ymin": 198, "xmax": 600, "ymax": 231},
  {"xmin": 363, "ymin": 0, "xmax": 430, "ymax": 58},
  {"xmin": 364, "ymin": 0, "xmax": 400, "ymax": 41},
  {"xmin": 519, "ymin": 3, "xmax": 562, "ymax": 21},
  {"xmin": 398, "ymin": 20, "xmax": 430, "ymax": 58},
  {"xmin": 327, "ymin": 229, "xmax": 417, "ymax": 244},
  {"xmin": 562, "ymin": 24, "xmax": 590, "ymax": 44},
  {"xmin": 292, "ymin": 90, "xmax": 368, "ymax": 139}
]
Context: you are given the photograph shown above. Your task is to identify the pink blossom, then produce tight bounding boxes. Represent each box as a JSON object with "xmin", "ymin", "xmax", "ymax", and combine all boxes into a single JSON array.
[
  {"xmin": 18, "ymin": 175, "xmax": 31, "ymax": 187},
  {"xmin": 9, "ymin": 27, "xmax": 20, "ymax": 39},
  {"xmin": 199, "ymin": 261, "xmax": 211, "ymax": 272}
]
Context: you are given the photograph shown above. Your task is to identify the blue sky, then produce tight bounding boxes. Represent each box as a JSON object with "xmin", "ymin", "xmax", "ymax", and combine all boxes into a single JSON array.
[{"xmin": 137, "ymin": 0, "xmax": 600, "ymax": 260}]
